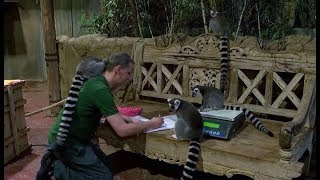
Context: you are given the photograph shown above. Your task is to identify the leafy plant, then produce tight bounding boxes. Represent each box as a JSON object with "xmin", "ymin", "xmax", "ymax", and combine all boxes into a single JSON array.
[
  {"xmin": 78, "ymin": 11, "xmax": 97, "ymax": 36},
  {"xmin": 291, "ymin": 0, "xmax": 316, "ymax": 28},
  {"xmin": 87, "ymin": 0, "xmax": 133, "ymax": 37},
  {"xmin": 80, "ymin": 0, "xmax": 315, "ymax": 46}
]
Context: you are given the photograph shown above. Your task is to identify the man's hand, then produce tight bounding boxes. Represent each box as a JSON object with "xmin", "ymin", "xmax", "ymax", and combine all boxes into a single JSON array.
[
  {"xmin": 131, "ymin": 118, "xmax": 141, "ymax": 123},
  {"xmin": 131, "ymin": 116, "xmax": 164, "ymax": 129},
  {"xmin": 149, "ymin": 117, "xmax": 164, "ymax": 129},
  {"xmin": 121, "ymin": 115, "xmax": 133, "ymax": 123}
]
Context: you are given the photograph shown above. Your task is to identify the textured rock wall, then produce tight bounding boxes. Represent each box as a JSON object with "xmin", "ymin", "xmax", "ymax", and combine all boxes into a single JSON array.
[{"xmin": 58, "ymin": 34, "xmax": 140, "ymax": 103}]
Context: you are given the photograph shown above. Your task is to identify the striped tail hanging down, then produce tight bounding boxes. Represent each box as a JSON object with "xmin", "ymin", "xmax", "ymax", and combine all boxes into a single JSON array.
[
  {"xmin": 180, "ymin": 137, "xmax": 201, "ymax": 180},
  {"xmin": 56, "ymin": 74, "xmax": 86, "ymax": 146},
  {"xmin": 219, "ymin": 35, "xmax": 229, "ymax": 94},
  {"xmin": 224, "ymin": 105, "xmax": 274, "ymax": 137}
]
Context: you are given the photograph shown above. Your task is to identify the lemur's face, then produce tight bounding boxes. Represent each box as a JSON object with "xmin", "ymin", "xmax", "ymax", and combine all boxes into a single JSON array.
[
  {"xmin": 191, "ymin": 86, "xmax": 202, "ymax": 97},
  {"xmin": 210, "ymin": 10, "xmax": 221, "ymax": 18},
  {"xmin": 167, "ymin": 98, "xmax": 181, "ymax": 112}
]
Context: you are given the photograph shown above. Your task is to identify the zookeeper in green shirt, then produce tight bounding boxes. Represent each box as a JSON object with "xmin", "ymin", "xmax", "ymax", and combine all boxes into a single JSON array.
[{"xmin": 40, "ymin": 52, "xmax": 164, "ymax": 179}]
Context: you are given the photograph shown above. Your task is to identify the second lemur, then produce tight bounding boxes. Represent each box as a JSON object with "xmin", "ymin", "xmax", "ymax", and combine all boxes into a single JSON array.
[
  {"xmin": 167, "ymin": 98, "xmax": 204, "ymax": 180},
  {"xmin": 208, "ymin": 9, "xmax": 229, "ymax": 94},
  {"xmin": 191, "ymin": 86, "xmax": 274, "ymax": 137}
]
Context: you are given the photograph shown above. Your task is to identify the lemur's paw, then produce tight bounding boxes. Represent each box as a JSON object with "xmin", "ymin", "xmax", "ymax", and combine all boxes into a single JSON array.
[
  {"xmin": 203, "ymin": 108, "xmax": 211, "ymax": 112},
  {"xmin": 170, "ymin": 134, "xmax": 178, "ymax": 139}
]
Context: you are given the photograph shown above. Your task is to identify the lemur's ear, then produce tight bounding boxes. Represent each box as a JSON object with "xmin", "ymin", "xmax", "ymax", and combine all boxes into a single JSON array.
[{"xmin": 167, "ymin": 99, "xmax": 171, "ymax": 102}]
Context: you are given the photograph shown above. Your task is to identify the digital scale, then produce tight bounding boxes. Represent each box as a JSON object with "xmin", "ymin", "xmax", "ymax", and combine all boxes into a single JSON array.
[{"xmin": 200, "ymin": 110, "xmax": 245, "ymax": 140}]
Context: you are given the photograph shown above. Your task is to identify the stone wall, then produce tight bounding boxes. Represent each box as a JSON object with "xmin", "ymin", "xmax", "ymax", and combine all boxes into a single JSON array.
[
  {"xmin": 58, "ymin": 34, "xmax": 139, "ymax": 103},
  {"xmin": 57, "ymin": 34, "xmax": 315, "ymax": 103},
  {"xmin": 57, "ymin": 33, "xmax": 193, "ymax": 103}
]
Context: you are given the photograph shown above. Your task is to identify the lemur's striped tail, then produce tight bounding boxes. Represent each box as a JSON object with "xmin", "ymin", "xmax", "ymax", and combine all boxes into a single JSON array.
[
  {"xmin": 219, "ymin": 35, "xmax": 229, "ymax": 94},
  {"xmin": 56, "ymin": 74, "xmax": 86, "ymax": 146},
  {"xmin": 180, "ymin": 137, "xmax": 201, "ymax": 180},
  {"xmin": 224, "ymin": 105, "xmax": 274, "ymax": 137}
]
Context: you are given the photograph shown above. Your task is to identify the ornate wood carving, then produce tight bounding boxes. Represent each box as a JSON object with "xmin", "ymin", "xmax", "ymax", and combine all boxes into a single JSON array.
[
  {"xmin": 141, "ymin": 63, "xmax": 184, "ymax": 96},
  {"xmin": 225, "ymin": 169, "xmax": 262, "ymax": 180},
  {"xmin": 179, "ymin": 34, "xmax": 222, "ymax": 55},
  {"xmin": 189, "ymin": 68, "xmax": 220, "ymax": 89}
]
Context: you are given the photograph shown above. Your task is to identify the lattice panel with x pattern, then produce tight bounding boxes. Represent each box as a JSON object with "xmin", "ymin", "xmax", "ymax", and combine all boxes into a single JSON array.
[
  {"xmin": 189, "ymin": 68, "xmax": 220, "ymax": 89},
  {"xmin": 141, "ymin": 63, "xmax": 183, "ymax": 95},
  {"xmin": 271, "ymin": 72, "xmax": 304, "ymax": 110},
  {"xmin": 236, "ymin": 69, "xmax": 304, "ymax": 110}
]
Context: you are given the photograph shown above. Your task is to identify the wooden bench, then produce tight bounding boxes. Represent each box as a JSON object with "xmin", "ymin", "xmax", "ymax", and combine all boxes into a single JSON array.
[{"xmin": 97, "ymin": 34, "xmax": 316, "ymax": 180}]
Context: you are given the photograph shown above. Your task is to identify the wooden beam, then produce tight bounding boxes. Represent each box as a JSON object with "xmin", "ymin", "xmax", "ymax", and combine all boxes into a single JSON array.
[
  {"xmin": 40, "ymin": 0, "xmax": 61, "ymax": 115},
  {"xmin": 8, "ymin": 86, "xmax": 20, "ymax": 156}
]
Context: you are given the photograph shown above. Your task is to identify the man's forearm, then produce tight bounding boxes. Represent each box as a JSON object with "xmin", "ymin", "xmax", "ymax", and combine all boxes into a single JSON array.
[
  {"xmin": 106, "ymin": 113, "xmax": 154, "ymax": 137},
  {"xmin": 116, "ymin": 120, "xmax": 153, "ymax": 137}
]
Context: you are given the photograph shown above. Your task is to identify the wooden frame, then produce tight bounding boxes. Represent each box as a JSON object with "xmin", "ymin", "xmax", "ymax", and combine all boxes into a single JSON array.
[
  {"xmin": 4, "ymin": 80, "xmax": 31, "ymax": 165},
  {"xmin": 40, "ymin": 0, "xmax": 62, "ymax": 115},
  {"xmin": 98, "ymin": 34, "xmax": 316, "ymax": 179}
]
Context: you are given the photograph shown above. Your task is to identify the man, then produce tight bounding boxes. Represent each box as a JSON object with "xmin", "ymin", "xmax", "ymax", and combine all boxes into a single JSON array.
[{"xmin": 43, "ymin": 52, "xmax": 164, "ymax": 179}]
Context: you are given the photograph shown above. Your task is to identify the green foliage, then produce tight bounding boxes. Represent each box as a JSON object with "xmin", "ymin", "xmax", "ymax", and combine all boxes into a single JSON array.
[
  {"xmin": 175, "ymin": 0, "xmax": 204, "ymax": 35},
  {"xmin": 78, "ymin": 10, "xmax": 97, "ymax": 36},
  {"xmin": 291, "ymin": 0, "xmax": 316, "ymax": 28},
  {"xmin": 81, "ymin": 0, "xmax": 315, "ymax": 42},
  {"xmin": 258, "ymin": 0, "xmax": 291, "ymax": 40},
  {"xmin": 87, "ymin": 0, "xmax": 133, "ymax": 37},
  {"xmin": 135, "ymin": 0, "xmax": 204, "ymax": 37},
  {"xmin": 216, "ymin": 0, "xmax": 315, "ymax": 42}
]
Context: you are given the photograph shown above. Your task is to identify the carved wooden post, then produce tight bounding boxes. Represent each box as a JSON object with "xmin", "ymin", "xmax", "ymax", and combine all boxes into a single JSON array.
[{"xmin": 40, "ymin": 0, "xmax": 61, "ymax": 115}]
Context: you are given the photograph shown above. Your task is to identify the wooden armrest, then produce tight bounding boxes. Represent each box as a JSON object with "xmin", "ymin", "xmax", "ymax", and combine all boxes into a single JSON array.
[{"xmin": 279, "ymin": 80, "xmax": 316, "ymax": 150}]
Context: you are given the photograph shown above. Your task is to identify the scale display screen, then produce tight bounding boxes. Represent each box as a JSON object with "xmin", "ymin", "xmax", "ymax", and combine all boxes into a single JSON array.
[{"xmin": 203, "ymin": 121, "xmax": 220, "ymax": 129}]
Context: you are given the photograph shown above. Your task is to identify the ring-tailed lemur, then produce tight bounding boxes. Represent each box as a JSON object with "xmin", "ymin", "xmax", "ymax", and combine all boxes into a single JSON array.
[
  {"xmin": 191, "ymin": 10, "xmax": 273, "ymax": 137},
  {"xmin": 56, "ymin": 58, "xmax": 108, "ymax": 146},
  {"xmin": 191, "ymin": 86, "xmax": 274, "ymax": 137},
  {"xmin": 208, "ymin": 9, "xmax": 229, "ymax": 94},
  {"xmin": 36, "ymin": 57, "xmax": 108, "ymax": 180},
  {"xmin": 167, "ymin": 98, "xmax": 204, "ymax": 180}
]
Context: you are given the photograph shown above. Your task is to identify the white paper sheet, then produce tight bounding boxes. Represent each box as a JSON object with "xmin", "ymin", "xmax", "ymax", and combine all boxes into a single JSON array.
[{"xmin": 132, "ymin": 115, "xmax": 176, "ymax": 133}]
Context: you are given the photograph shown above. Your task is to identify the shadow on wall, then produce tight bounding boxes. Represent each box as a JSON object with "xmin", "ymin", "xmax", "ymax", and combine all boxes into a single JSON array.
[
  {"xmin": 4, "ymin": 1, "xmax": 45, "ymax": 81},
  {"xmin": 4, "ymin": 2, "xmax": 27, "ymax": 55}
]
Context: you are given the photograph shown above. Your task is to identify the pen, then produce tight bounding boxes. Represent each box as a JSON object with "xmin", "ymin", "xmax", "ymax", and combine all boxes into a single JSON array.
[{"xmin": 158, "ymin": 115, "xmax": 167, "ymax": 127}]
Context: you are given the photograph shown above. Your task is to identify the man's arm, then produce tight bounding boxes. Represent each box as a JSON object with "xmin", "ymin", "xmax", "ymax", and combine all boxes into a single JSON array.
[
  {"xmin": 106, "ymin": 113, "xmax": 163, "ymax": 137},
  {"xmin": 121, "ymin": 115, "xmax": 133, "ymax": 123}
]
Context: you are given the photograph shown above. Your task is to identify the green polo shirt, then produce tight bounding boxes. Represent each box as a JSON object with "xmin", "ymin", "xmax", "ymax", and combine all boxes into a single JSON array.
[{"xmin": 48, "ymin": 75, "xmax": 118, "ymax": 146}]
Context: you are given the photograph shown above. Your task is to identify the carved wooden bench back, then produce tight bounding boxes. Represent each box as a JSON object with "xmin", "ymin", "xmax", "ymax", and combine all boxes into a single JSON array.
[
  {"xmin": 226, "ymin": 46, "xmax": 316, "ymax": 120},
  {"xmin": 132, "ymin": 34, "xmax": 316, "ymax": 121}
]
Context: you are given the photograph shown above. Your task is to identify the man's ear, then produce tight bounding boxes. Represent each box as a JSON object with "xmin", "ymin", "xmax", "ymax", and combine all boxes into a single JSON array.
[{"xmin": 114, "ymin": 65, "xmax": 121, "ymax": 74}]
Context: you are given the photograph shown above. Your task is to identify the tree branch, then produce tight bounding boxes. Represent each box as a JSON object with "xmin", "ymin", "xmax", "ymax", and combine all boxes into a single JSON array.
[
  {"xmin": 235, "ymin": 0, "xmax": 247, "ymax": 41},
  {"xmin": 256, "ymin": 2, "xmax": 262, "ymax": 48},
  {"xmin": 128, "ymin": 0, "xmax": 139, "ymax": 37},
  {"xmin": 200, "ymin": 0, "xmax": 208, "ymax": 33}
]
